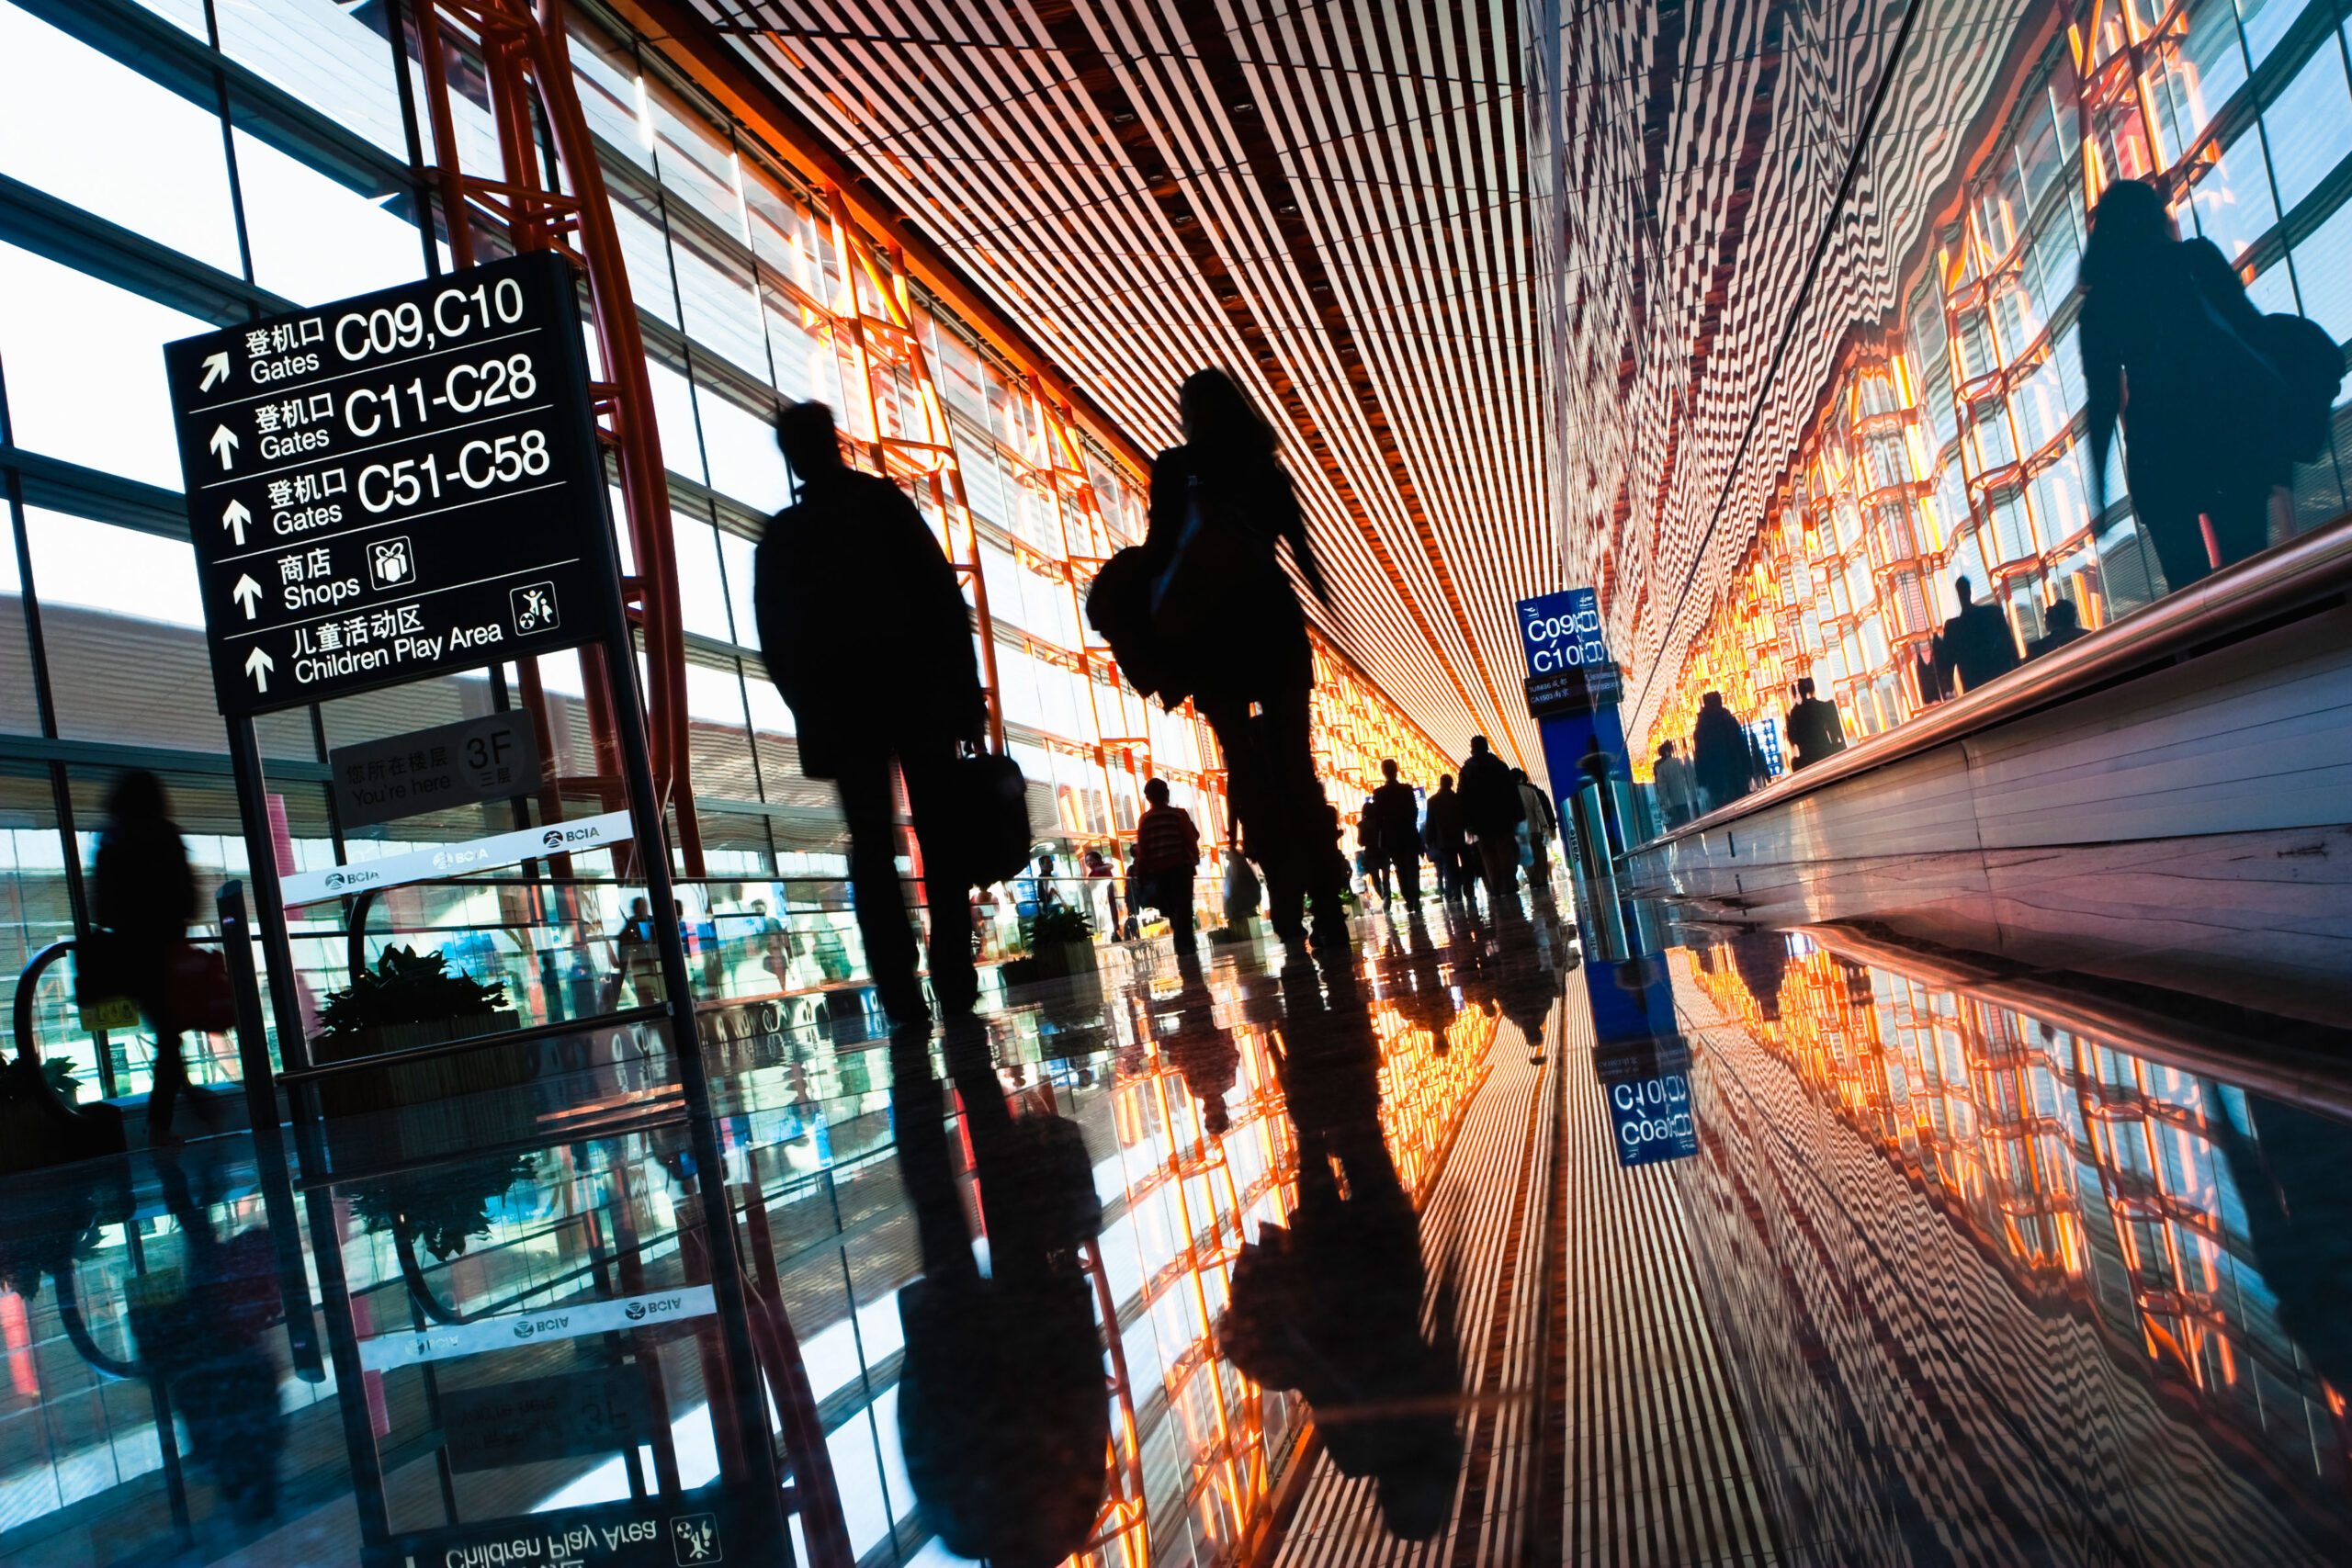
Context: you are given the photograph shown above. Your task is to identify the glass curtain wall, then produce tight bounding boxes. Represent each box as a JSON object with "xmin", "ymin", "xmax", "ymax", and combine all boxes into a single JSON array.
[
  {"xmin": 1645, "ymin": 0, "xmax": 2352, "ymax": 774},
  {"xmin": 0, "ymin": 0, "xmax": 1451, "ymax": 1082}
]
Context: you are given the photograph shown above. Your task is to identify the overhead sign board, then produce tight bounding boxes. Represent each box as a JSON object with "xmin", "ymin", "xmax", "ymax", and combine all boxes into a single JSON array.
[
  {"xmin": 164, "ymin": 252, "xmax": 616, "ymax": 716},
  {"xmin": 1516, "ymin": 587, "xmax": 1610, "ymax": 677},
  {"xmin": 330, "ymin": 711, "xmax": 543, "ymax": 829}
]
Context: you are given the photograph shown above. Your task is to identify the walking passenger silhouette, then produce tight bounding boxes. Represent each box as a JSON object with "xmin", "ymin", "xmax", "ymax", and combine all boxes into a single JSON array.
[
  {"xmin": 1140, "ymin": 369, "xmax": 1351, "ymax": 963},
  {"xmin": 756, "ymin": 400, "xmax": 985, "ymax": 1032},
  {"xmin": 2080, "ymin": 177, "xmax": 2337, "ymax": 592}
]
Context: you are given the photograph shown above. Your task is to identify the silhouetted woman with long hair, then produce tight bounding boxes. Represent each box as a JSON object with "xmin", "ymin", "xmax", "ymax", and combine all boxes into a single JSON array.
[
  {"xmin": 1145, "ymin": 369, "xmax": 1349, "ymax": 958},
  {"xmin": 2080, "ymin": 178, "xmax": 2282, "ymax": 592},
  {"xmin": 91, "ymin": 771, "xmax": 197, "ymax": 1144}
]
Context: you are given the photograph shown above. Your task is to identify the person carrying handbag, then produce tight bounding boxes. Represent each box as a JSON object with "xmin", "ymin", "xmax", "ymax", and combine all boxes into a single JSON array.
[
  {"xmin": 1136, "ymin": 370, "xmax": 1351, "ymax": 963},
  {"xmin": 90, "ymin": 771, "xmax": 199, "ymax": 1144}
]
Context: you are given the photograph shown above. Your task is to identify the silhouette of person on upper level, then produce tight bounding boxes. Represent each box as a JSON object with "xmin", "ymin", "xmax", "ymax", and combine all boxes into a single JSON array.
[
  {"xmin": 1652, "ymin": 739, "xmax": 1697, "ymax": 829},
  {"xmin": 1784, "ymin": 677, "xmax": 1848, "ymax": 771},
  {"xmin": 1934, "ymin": 576, "xmax": 2019, "ymax": 696},
  {"xmin": 89, "ymin": 771, "xmax": 198, "ymax": 1145},
  {"xmin": 2079, "ymin": 177, "xmax": 2331, "ymax": 593},
  {"xmin": 891, "ymin": 1025, "xmax": 1109, "ymax": 1566},
  {"xmin": 2025, "ymin": 597, "xmax": 2089, "ymax": 660},
  {"xmin": 1691, "ymin": 692, "xmax": 1752, "ymax": 813},
  {"xmin": 757, "ymin": 401, "xmax": 984, "ymax": 1032},
  {"xmin": 1136, "ymin": 370, "xmax": 1350, "ymax": 964},
  {"xmin": 1219, "ymin": 964, "xmax": 1461, "ymax": 1540}
]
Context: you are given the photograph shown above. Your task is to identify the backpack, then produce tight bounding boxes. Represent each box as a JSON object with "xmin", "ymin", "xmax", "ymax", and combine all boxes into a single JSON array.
[{"xmin": 2256, "ymin": 312, "xmax": 2346, "ymax": 465}]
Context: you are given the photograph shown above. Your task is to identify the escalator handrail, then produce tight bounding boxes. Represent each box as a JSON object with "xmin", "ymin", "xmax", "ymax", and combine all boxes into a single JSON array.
[{"xmin": 13, "ymin": 931, "xmax": 232, "ymax": 1066}]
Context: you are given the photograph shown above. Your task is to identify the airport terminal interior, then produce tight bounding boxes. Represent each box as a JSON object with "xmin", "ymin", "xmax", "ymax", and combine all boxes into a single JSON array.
[{"xmin": 4, "ymin": 1, "xmax": 2352, "ymax": 1564}]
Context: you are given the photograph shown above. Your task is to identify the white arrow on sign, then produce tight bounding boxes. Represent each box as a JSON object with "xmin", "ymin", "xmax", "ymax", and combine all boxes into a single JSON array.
[
  {"xmin": 199, "ymin": 351, "xmax": 232, "ymax": 392},
  {"xmin": 231, "ymin": 574, "xmax": 262, "ymax": 620},
  {"xmin": 209, "ymin": 424, "xmax": 239, "ymax": 470},
  {"xmin": 221, "ymin": 499, "xmax": 251, "ymax": 547},
  {"xmin": 244, "ymin": 647, "xmax": 274, "ymax": 693}
]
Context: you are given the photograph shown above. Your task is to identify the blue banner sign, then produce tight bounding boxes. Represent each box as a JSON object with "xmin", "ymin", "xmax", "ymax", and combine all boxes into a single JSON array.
[
  {"xmin": 1592, "ymin": 1036, "xmax": 1699, "ymax": 1168},
  {"xmin": 1516, "ymin": 587, "xmax": 1609, "ymax": 676}
]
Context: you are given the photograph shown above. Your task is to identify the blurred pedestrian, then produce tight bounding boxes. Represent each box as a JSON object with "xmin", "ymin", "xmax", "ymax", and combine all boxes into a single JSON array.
[
  {"xmin": 1420, "ymin": 774, "xmax": 1469, "ymax": 903},
  {"xmin": 1935, "ymin": 576, "xmax": 2019, "ymax": 695},
  {"xmin": 1514, "ymin": 767, "xmax": 1559, "ymax": 880},
  {"xmin": 90, "ymin": 771, "xmax": 197, "ymax": 1145},
  {"xmin": 1652, "ymin": 740, "xmax": 1696, "ymax": 829},
  {"xmin": 2025, "ymin": 597, "xmax": 2088, "ymax": 660}
]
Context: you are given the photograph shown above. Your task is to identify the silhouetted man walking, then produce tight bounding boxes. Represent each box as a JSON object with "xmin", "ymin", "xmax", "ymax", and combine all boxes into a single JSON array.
[
  {"xmin": 1457, "ymin": 736, "xmax": 1524, "ymax": 908},
  {"xmin": 1935, "ymin": 576, "xmax": 2019, "ymax": 695},
  {"xmin": 756, "ymin": 401, "xmax": 984, "ymax": 1030},
  {"xmin": 1784, "ymin": 677, "xmax": 1847, "ymax": 771},
  {"xmin": 1368, "ymin": 759, "xmax": 1424, "ymax": 908}
]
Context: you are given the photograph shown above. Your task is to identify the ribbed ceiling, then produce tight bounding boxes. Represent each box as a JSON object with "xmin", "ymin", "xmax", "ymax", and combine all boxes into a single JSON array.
[
  {"xmin": 671, "ymin": 0, "xmax": 2025, "ymax": 767},
  {"xmin": 680, "ymin": 0, "xmax": 1552, "ymax": 768}
]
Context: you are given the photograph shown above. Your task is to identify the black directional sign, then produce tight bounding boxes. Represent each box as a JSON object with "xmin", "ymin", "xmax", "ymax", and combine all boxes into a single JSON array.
[{"xmin": 164, "ymin": 252, "xmax": 618, "ymax": 716}]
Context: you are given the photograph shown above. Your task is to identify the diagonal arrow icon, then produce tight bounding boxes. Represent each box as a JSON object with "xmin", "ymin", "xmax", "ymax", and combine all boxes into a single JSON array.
[
  {"xmin": 244, "ymin": 646, "xmax": 274, "ymax": 694},
  {"xmin": 221, "ymin": 499, "xmax": 251, "ymax": 547},
  {"xmin": 199, "ymin": 351, "xmax": 232, "ymax": 392},
  {"xmin": 209, "ymin": 424, "xmax": 239, "ymax": 470},
  {"xmin": 231, "ymin": 574, "xmax": 262, "ymax": 620}
]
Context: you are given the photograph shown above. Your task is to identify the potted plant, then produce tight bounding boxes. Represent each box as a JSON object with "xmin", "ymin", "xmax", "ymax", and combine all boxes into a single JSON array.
[
  {"xmin": 311, "ymin": 946, "xmax": 522, "ymax": 1121},
  {"xmin": 1026, "ymin": 902, "xmax": 1097, "ymax": 984},
  {"xmin": 348, "ymin": 1150, "xmax": 540, "ymax": 1263}
]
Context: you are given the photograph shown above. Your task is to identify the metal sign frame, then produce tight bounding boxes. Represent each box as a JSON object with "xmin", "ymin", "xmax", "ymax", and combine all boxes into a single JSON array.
[{"xmin": 169, "ymin": 255, "xmax": 791, "ymax": 1565}]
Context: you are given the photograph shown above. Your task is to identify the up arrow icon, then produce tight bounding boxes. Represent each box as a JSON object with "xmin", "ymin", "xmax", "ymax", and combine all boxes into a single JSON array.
[
  {"xmin": 199, "ymin": 351, "xmax": 232, "ymax": 392},
  {"xmin": 221, "ymin": 499, "xmax": 252, "ymax": 547},
  {"xmin": 231, "ymin": 574, "xmax": 263, "ymax": 620},
  {"xmin": 209, "ymin": 424, "xmax": 239, "ymax": 470},
  {"xmin": 244, "ymin": 646, "xmax": 275, "ymax": 693}
]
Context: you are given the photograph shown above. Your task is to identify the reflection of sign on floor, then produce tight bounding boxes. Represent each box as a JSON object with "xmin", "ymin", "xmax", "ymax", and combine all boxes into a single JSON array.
[
  {"xmin": 1592, "ymin": 1035, "xmax": 1699, "ymax": 1168},
  {"xmin": 392, "ymin": 1492, "xmax": 726, "ymax": 1568},
  {"xmin": 439, "ymin": 1367, "xmax": 645, "ymax": 1472}
]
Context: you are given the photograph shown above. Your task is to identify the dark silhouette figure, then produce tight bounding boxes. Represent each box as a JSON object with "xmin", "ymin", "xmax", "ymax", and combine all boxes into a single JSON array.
[
  {"xmin": 2081, "ymin": 177, "xmax": 2294, "ymax": 592},
  {"xmin": 138, "ymin": 1152, "xmax": 289, "ymax": 1525},
  {"xmin": 1081, "ymin": 847, "xmax": 1120, "ymax": 934},
  {"xmin": 1419, "ymin": 774, "xmax": 1470, "ymax": 904},
  {"xmin": 1935, "ymin": 576, "xmax": 2020, "ymax": 696},
  {"xmin": 1160, "ymin": 975, "xmax": 1239, "ymax": 1134},
  {"xmin": 1784, "ymin": 677, "xmax": 1848, "ymax": 771},
  {"xmin": 1514, "ymin": 768, "xmax": 1559, "ymax": 883},
  {"xmin": 1142, "ymin": 370, "xmax": 1348, "ymax": 959},
  {"xmin": 1368, "ymin": 759, "xmax": 1423, "ymax": 908},
  {"xmin": 890, "ymin": 1026, "xmax": 1109, "ymax": 1566},
  {"xmin": 611, "ymin": 895, "xmax": 663, "ymax": 1009},
  {"xmin": 1218, "ymin": 967, "xmax": 1461, "ymax": 1540},
  {"xmin": 1456, "ymin": 736, "xmax": 1524, "ymax": 908},
  {"xmin": 2206, "ymin": 1092, "xmax": 2352, "ymax": 1398},
  {"xmin": 1652, "ymin": 740, "xmax": 1696, "ymax": 829},
  {"xmin": 1133, "ymin": 777, "xmax": 1201, "ymax": 968},
  {"xmin": 2025, "ymin": 597, "xmax": 2089, "ymax": 660},
  {"xmin": 1356, "ymin": 797, "xmax": 1390, "ymax": 904},
  {"xmin": 1690, "ymin": 692, "xmax": 1752, "ymax": 814},
  {"xmin": 90, "ymin": 771, "xmax": 197, "ymax": 1144},
  {"xmin": 756, "ymin": 401, "xmax": 985, "ymax": 1029}
]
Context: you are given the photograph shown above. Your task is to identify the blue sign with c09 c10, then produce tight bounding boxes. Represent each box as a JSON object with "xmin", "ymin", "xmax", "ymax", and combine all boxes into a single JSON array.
[{"xmin": 1517, "ymin": 588, "xmax": 1609, "ymax": 676}]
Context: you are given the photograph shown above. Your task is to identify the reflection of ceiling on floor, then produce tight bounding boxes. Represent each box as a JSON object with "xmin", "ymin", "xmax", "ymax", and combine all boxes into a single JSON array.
[
  {"xmin": 664, "ymin": 2, "xmax": 2023, "ymax": 759},
  {"xmin": 661, "ymin": 0, "xmax": 1554, "ymax": 766}
]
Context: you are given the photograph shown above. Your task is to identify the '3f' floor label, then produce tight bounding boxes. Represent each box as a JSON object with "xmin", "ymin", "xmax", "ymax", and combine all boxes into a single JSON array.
[{"xmin": 164, "ymin": 253, "xmax": 617, "ymax": 716}]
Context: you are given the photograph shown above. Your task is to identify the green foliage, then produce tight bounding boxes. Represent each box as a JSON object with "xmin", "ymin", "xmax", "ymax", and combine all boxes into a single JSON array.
[
  {"xmin": 40, "ymin": 1057, "xmax": 78, "ymax": 1105},
  {"xmin": 348, "ymin": 1152, "xmax": 540, "ymax": 1262},
  {"xmin": 318, "ymin": 945, "xmax": 509, "ymax": 1039},
  {"xmin": 1031, "ymin": 903, "xmax": 1094, "ymax": 944}
]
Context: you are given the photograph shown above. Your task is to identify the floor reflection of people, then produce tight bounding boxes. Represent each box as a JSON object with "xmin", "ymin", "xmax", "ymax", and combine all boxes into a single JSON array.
[
  {"xmin": 139, "ymin": 1151, "xmax": 288, "ymax": 1527},
  {"xmin": 1220, "ymin": 968, "xmax": 1461, "ymax": 1540},
  {"xmin": 1160, "ymin": 976, "xmax": 1239, "ymax": 1134},
  {"xmin": 2206, "ymin": 1091, "xmax": 2352, "ymax": 1397},
  {"xmin": 889, "ymin": 1025, "xmax": 1110, "ymax": 1567}
]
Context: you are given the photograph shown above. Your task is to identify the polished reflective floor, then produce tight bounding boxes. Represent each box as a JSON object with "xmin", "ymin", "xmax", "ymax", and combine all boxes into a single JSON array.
[{"xmin": 4, "ymin": 871, "xmax": 2350, "ymax": 1567}]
